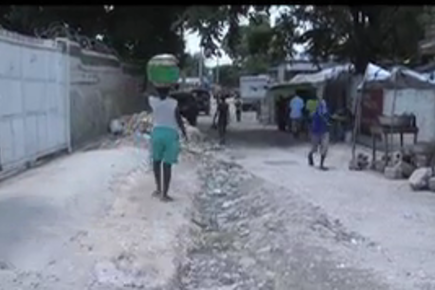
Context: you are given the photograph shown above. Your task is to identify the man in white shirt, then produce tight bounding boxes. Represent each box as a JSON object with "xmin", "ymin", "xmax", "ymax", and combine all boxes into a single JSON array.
[
  {"xmin": 149, "ymin": 86, "xmax": 187, "ymax": 202},
  {"xmin": 289, "ymin": 94, "xmax": 305, "ymax": 138}
]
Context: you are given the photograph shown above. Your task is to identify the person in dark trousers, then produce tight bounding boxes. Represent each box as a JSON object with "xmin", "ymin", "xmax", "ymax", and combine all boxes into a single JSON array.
[
  {"xmin": 234, "ymin": 96, "xmax": 242, "ymax": 122},
  {"xmin": 213, "ymin": 95, "xmax": 229, "ymax": 145},
  {"xmin": 149, "ymin": 86, "xmax": 188, "ymax": 202},
  {"xmin": 308, "ymin": 96, "xmax": 330, "ymax": 170},
  {"xmin": 276, "ymin": 95, "xmax": 287, "ymax": 131}
]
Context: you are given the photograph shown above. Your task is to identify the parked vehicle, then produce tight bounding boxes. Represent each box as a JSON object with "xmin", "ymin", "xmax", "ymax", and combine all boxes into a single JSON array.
[
  {"xmin": 191, "ymin": 88, "xmax": 211, "ymax": 115},
  {"xmin": 170, "ymin": 90, "xmax": 199, "ymax": 126},
  {"xmin": 239, "ymin": 75, "xmax": 270, "ymax": 112}
]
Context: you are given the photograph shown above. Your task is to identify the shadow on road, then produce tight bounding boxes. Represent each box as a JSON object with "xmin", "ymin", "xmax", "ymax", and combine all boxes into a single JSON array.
[{"xmin": 197, "ymin": 113, "xmax": 308, "ymax": 149}]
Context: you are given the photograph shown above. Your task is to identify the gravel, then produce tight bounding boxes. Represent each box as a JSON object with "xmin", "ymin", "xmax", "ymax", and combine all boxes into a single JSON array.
[{"xmin": 172, "ymin": 150, "xmax": 393, "ymax": 290}]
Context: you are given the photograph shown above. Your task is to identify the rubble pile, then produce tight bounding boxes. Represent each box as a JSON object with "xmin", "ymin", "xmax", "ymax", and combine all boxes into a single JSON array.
[
  {"xmin": 409, "ymin": 167, "xmax": 433, "ymax": 191},
  {"xmin": 348, "ymin": 153, "xmax": 370, "ymax": 170},
  {"xmin": 178, "ymin": 154, "xmax": 380, "ymax": 289},
  {"xmin": 108, "ymin": 111, "xmax": 205, "ymax": 145},
  {"xmin": 383, "ymin": 151, "xmax": 415, "ymax": 180},
  {"xmin": 109, "ymin": 111, "xmax": 153, "ymax": 135},
  {"xmin": 369, "ymin": 142, "xmax": 435, "ymax": 192}
]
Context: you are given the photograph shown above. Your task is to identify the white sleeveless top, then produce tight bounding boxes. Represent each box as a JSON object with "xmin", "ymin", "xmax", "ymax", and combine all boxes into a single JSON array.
[{"xmin": 149, "ymin": 96, "xmax": 179, "ymax": 130}]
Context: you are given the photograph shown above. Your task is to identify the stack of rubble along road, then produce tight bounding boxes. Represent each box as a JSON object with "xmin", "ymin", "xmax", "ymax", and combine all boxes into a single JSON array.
[
  {"xmin": 371, "ymin": 142, "xmax": 435, "ymax": 192},
  {"xmin": 108, "ymin": 111, "xmax": 206, "ymax": 150}
]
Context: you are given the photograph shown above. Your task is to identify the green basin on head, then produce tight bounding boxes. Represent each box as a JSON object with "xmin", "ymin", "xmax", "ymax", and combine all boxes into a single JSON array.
[{"xmin": 147, "ymin": 54, "xmax": 180, "ymax": 87}]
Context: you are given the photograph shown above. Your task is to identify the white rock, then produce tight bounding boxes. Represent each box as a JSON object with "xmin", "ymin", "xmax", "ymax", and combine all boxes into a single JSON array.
[
  {"xmin": 399, "ymin": 161, "xmax": 415, "ymax": 178},
  {"xmin": 384, "ymin": 166, "xmax": 402, "ymax": 180},
  {"xmin": 428, "ymin": 177, "xmax": 435, "ymax": 192},
  {"xmin": 109, "ymin": 119, "xmax": 124, "ymax": 134},
  {"xmin": 409, "ymin": 167, "xmax": 433, "ymax": 190}
]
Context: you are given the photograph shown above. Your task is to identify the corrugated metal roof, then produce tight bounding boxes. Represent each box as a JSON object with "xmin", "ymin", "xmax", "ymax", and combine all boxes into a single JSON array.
[{"xmin": 269, "ymin": 60, "xmax": 339, "ymax": 73}]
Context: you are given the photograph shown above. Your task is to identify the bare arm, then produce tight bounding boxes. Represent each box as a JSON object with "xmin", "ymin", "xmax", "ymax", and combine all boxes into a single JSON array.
[{"xmin": 175, "ymin": 106, "xmax": 187, "ymax": 138}]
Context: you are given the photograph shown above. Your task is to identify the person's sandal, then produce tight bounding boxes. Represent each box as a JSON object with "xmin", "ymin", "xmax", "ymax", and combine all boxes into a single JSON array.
[{"xmin": 152, "ymin": 190, "xmax": 160, "ymax": 198}]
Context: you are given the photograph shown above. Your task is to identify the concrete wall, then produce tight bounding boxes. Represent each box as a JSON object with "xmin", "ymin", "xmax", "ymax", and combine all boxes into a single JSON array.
[
  {"xmin": 383, "ymin": 88, "xmax": 435, "ymax": 143},
  {"xmin": 0, "ymin": 30, "xmax": 70, "ymax": 174},
  {"xmin": 59, "ymin": 39, "xmax": 143, "ymax": 148}
]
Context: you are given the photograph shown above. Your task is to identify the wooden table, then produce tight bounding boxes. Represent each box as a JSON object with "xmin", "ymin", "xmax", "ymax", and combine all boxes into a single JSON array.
[{"xmin": 371, "ymin": 125, "xmax": 419, "ymax": 166}]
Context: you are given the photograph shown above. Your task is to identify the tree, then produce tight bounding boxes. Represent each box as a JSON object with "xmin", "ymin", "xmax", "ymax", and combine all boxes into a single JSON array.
[
  {"xmin": 221, "ymin": 11, "xmax": 286, "ymax": 74},
  {"xmin": 181, "ymin": 52, "xmax": 206, "ymax": 77},
  {"xmin": 179, "ymin": 5, "xmax": 270, "ymax": 57},
  {"xmin": 180, "ymin": 5, "xmax": 426, "ymax": 74},
  {"xmin": 216, "ymin": 64, "xmax": 240, "ymax": 87},
  {"xmin": 291, "ymin": 6, "xmax": 425, "ymax": 72},
  {"xmin": 0, "ymin": 5, "xmax": 188, "ymax": 63}
]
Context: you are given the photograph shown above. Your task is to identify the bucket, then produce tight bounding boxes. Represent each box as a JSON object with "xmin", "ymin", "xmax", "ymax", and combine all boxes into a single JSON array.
[{"xmin": 147, "ymin": 54, "xmax": 179, "ymax": 88}]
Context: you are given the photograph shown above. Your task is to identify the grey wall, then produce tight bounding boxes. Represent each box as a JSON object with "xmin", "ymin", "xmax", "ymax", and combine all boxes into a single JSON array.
[{"xmin": 61, "ymin": 40, "xmax": 143, "ymax": 148}]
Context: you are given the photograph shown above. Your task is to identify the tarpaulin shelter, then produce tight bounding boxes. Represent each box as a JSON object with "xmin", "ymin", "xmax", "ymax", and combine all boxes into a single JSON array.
[
  {"xmin": 357, "ymin": 63, "xmax": 435, "ymax": 90},
  {"xmin": 288, "ymin": 64, "xmax": 354, "ymax": 86},
  {"xmin": 354, "ymin": 63, "xmax": 435, "ymax": 148}
]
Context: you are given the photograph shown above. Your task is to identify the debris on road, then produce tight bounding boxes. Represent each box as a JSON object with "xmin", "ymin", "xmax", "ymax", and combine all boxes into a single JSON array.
[
  {"xmin": 348, "ymin": 152, "xmax": 369, "ymax": 171},
  {"xmin": 176, "ymin": 152, "xmax": 390, "ymax": 290},
  {"xmin": 108, "ymin": 111, "xmax": 205, "ymax": 145},
  {"xmin": 409, "ymin": 167, "xmax": 433, "ymax": 190}
]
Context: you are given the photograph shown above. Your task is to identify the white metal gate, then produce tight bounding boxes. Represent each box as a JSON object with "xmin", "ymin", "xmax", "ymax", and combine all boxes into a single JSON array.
[{"xmin": 0, "ymin": 31, "xmax": 70, "ymax": 173}]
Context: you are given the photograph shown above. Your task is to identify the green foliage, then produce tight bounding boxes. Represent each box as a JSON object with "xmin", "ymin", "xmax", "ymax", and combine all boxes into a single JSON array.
[
  {"xmin": 180, "ymin": 5, "xmax": 426, "ymax": 74},
  {"xmin": 216, "ymin": 64, "xmax": 240, "ymax": 88},
  {"xmin": 0, "ymin": 5, "xmax": 187, "ymax": 63},
  {"xmin": 292, "ymin": 6, "xmax": 425, "ymax": 72}
]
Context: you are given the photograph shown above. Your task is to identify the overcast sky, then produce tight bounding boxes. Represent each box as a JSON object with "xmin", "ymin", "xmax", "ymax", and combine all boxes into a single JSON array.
[{"xmin": 183, "ymin": 6, "xmax": 292, "ymax": 67}]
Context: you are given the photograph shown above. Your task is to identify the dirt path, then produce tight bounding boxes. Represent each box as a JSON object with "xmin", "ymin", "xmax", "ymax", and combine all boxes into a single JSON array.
[
  {"xmin": 189, "ymin": 111, "xmax": 435, "ymax": 289},
  {"xmin": 0, "ymin": 139, "xmax": 200, "ymax": 290}
]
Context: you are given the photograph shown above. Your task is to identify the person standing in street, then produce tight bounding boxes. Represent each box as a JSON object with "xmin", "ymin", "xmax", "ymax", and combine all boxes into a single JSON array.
[
  {"xmin": 234, "ymin": 96, "xmax": 242, "ymax": 122},
  {"xmin": 308, "ymin": 96, "xmax": 330, "ymax": 170},
  {"xmin": 276, "ymin": 95, "xmax": 287, "ymax": 131},
  {"xmin": 213, "ymin": 95, "xmax": 229, "ymax": 145},
  {"xmin": 289, "ymin": 93, "xmax": 305, "ymax": 138}
]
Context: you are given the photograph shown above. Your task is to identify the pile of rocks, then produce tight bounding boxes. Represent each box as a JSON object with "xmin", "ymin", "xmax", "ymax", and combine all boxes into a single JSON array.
[
  {"xmin": 409, "ymin": 167, "xmax": 435, "ymax": 191},
  {"xmin": 383, "ymin": 151, "xmax": 415, "ymax": 180},
  {"xmin": 108, "ymin": 111, "xmax": 205, "ymax": 144},
  {"xmin": 348, "ymin": 152, "xmax": 370, "ymax": 170},
  {"xmin": 109, "ymin": 111, "xmax": 152, "ymax": 135}
]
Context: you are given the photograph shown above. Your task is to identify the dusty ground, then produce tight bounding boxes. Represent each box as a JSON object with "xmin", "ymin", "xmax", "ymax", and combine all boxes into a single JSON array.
[
  {"xmin": 193, "ymin": 110, "xmax": 435, "ymax": 290},
  {"xmin": 0, "ymin": 137, "xmax": 199, "ymax": 290},
  {"xmin": 0, "ymin": 106, "xmax": 434, "ymax": 289}
]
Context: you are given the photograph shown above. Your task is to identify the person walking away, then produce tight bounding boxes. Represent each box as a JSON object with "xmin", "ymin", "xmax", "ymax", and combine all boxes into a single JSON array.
[
  {"xmin": 213, "ymin": 96, "xmax": 229, "ymax": 144},
  {"xmin": 289, "ymin": 94, "xmax": 304, "ymax": 138},
  {"xmin": 308, "ymin": 96, "xmax": 330, "ymax": 170},
  {"xmin": 305, "ymin": 96, "xmax": 318, "ymax": 134},
  {"xmin": 235, "ymin": 97, "xmax": 242, "ymax": 122},
  {"xmin": 149, "ymin": 87, "xmax": 187, "ymax": 201}
]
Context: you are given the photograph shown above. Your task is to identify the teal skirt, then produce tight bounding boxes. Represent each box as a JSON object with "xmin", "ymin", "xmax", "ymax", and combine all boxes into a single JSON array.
[{"xmin": 151, "ymin": 127, "xmax": 180, "ymax": 164}]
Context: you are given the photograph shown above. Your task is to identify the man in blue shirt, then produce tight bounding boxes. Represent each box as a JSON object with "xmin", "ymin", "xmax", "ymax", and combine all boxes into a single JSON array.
[
  {"xmin": 289, "ymin": 94, "xmax": 305, "ymax": 138},
  {"xmin": 308, "ymin": 96, "xmax": 330, "ymax": 170}
]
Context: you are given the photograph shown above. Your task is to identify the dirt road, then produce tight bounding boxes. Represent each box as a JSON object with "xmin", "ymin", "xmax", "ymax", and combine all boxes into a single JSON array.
[
  {"xmin": 192, "ymin": 110, "xmax": 435, "ymax": 290},
  {"xmin": 0, "ymin": 108, "xmax": 434, "ymax": 289},
  {"xmin": 0, "ymin": 140, "xmax": 199, "ymax": 290}
]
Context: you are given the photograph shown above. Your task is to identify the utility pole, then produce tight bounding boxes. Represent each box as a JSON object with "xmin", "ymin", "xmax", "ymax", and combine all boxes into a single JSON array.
[
  {"xmin": 198, "ymin": 47, "xmax": 204, "ymax": 87},
  {"xmin": 216, "ymin": 56, "xmax": 220, "ymax": 85}
]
